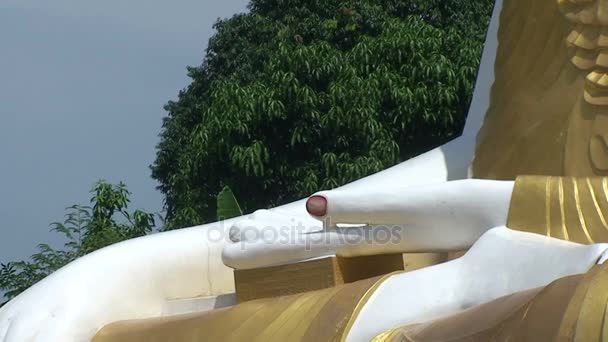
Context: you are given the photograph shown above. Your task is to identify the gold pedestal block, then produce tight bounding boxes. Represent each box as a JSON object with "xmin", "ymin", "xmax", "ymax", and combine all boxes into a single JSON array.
[
  {"xmin": 234, "ymin": 254, "xmax": 404, "ymax": 302},
  {"xmin": 402, "ymin": 252, "xmax": 449, "ymax": 272}
]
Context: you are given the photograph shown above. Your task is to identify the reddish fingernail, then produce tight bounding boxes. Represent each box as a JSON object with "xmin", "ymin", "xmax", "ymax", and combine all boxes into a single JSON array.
[{"xmin": 306, "ymin": 195, "xmax": 327, "ymax": 217}]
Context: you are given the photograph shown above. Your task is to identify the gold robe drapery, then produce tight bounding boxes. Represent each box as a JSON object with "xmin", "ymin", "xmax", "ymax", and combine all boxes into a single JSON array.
[
  {"xmin": 472, "ymin": 0, "xmax": 608, "ymax": 178},
  {"xmin": 93, "ymin": 274, "xmax": 393, "ymax": 342}
]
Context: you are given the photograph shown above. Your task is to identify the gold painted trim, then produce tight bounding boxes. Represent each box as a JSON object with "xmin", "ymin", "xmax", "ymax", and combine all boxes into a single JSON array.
[
  {"xmin": 370, "ymin": 328, "xmax": 403, "ymax": 342},
  {"xmin": 546, "ymin": 176, "xmax": 552, "ymax": 237},
  {"xmin": 585, "ymin": 177, "xmax": 608, "ymax": 232},
  {"xmin": 509, "ymin": 175, "xmax": 608, "ymax": 244},
  {"xmin": 557, "ymin": 265, "xmax": 605, "ymax": 341},
  {"xmin": 572, "ymin": 178, "xmax": 593, "ymax": 243},
  {"xmin": 559, "ymin": 178, "xmax": 571, "ymax": 241},
  {"xmin": 340, "ymin": 271, "xmax": 404, "ymax": 342}
]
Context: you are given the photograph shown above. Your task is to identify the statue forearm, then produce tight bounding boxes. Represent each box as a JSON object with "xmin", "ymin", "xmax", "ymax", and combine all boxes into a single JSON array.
[{"xmin": 0, "ymin": 222, "xmax": 237, "ymax": 341}]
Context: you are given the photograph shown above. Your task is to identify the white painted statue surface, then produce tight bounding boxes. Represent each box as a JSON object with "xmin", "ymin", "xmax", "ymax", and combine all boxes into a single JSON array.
[{"xmin": 3, "ymin": 0, "xmax": 608, "ymax": 340}]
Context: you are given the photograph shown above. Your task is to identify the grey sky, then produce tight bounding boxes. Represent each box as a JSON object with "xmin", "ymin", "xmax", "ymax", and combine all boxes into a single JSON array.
[{"xmin": 0, "ymin": 0, "xmax": 249, "ymax": 264}]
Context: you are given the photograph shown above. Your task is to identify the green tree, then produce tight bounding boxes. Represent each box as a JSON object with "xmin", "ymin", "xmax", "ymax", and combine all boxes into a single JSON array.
[
  {"xmin": 0, "ymin": 180, "xmax": 156, "ymax": 303},
  {"xmin": 152, "ymin": 0, "xmax": 495, "ymax": 229}
]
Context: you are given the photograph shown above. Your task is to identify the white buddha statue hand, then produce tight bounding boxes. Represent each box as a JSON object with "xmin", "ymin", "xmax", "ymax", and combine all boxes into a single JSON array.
[{"xmin": 223, "ymin": 179, "xmax": 515, "ymax": 269}]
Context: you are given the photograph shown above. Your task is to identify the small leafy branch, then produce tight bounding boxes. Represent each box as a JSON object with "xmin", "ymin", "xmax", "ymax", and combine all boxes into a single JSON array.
[{"xmin": 0, "ymin": 180, "xmax": 157, "ymax": 303}]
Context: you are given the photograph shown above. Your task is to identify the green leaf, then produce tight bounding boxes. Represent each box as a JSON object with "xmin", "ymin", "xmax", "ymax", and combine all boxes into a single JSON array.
[{"xmin": 216, "ymin": 186, "xmax": 243, "ymax": 220}]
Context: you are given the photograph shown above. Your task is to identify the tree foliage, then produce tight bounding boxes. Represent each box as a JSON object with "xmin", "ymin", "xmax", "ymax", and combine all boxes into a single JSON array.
[
  {"xmin": 0, "ymin": 181, "xmax": 156, "ymax": 303},
  {"xmin": 152, "ymin": 0, "xmax": 495, "ymax": 229}
]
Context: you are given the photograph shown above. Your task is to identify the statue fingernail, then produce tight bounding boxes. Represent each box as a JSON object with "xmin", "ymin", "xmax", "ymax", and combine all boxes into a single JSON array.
[{"xmin": 306, "ymin": 195, "xmax": 327, "ymax": 217}]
